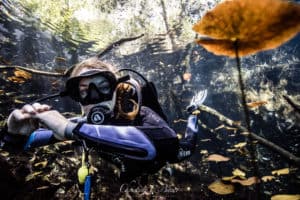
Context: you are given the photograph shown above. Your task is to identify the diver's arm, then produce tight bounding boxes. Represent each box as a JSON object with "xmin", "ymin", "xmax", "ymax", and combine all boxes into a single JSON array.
[{"xmin": 71, "ymin": 123, "xmax": 156, "ymax": 161}]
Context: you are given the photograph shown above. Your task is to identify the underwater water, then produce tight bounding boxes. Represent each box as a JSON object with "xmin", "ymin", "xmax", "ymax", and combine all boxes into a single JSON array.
[{"xmin": 0, "ymin": 0, "xmax": 300, "ymax": 199}]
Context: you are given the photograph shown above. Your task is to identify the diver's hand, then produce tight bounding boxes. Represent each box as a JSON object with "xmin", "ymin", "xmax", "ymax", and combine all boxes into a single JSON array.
[
  {"xmin": 7, "ymin": 103, "xmax": 50, "ymax": 135},
  {"xmin": 35, "ymin": 110, "xmax": 69, "ymax": 140}
]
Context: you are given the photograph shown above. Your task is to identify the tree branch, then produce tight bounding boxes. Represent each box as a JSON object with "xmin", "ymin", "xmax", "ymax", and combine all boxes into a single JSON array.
[{"xmin": 198, "ymin": 105, "xmax": 300, "ymax": 165}]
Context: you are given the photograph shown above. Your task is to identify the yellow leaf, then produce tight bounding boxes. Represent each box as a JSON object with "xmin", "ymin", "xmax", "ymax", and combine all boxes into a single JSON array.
[
  {"xmin": 232, "ymin": 169, "xmax": 246, "ymax": 178},
  {"xmin": 227, "ymin": 148, "xmax": 237, "ymax": 152},
  {"xmin": 231, "ymin": 177, "xmax": 260, "ymax": 186},
  {"xmin": 206, "ymin": 154, "xmax": 230, "ymax": 162},
  {"xmin": 261, "ymin": 176, "xmax": 275, "ymax": 182},
  {"xmin": 208, "ymin": 180, "xmax": 235, "ymax": 195},
  {"xmin": 200, "ymin": 150, "xmax": 208, "ymax": 154},
  {"xmin": 25, "ymin": 171, "xmax": 43, "ymax": 182},
  {"xmin": 14, "ymin": 99, "xmax": 25, "ymax": 104},
  {"xmin": 0, "ymin": 151, "xmax": 9, "ymax": 157},
  {"xmin": 34, "ymin": 160, "xmax": 48, "ymax": 168},
  {"xmin": 272, "ymin": 168, "xmax": 290, "ymax": 176},
  {"xmin": 271, "ymin": 194, "xmax": 300, "ymax": 200},
  {"xmin": 234, "ymin": 142, "xmax": 247, "ymax": 148},
  {"xmin": 14, "ymin": 69, "xmax": 32, "ymax": 79},
  {"xmin": 177, "ymin": 134, "xmax": 183, "ymax": 139},
  {"xmin": 222, "ymin": 176, "xmax": 237, "ymax": 181}
]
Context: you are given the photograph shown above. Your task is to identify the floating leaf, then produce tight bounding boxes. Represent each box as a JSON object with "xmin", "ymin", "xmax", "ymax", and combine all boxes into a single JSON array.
[
  {"xmin": 208, "ymin": 180, "xmax": 235, "ymax": 195},
  {"xmin": 271, "ymin": 194, "xmax": 300, "ymax": 200},
  {"xmin": 206, "ymin": 154, "xmax": 230, "ymax": 162},
  {"xmin": 247, "ymin": 101, "xmax": 268, "ymax": 108},
  {"xmin": 231, "ymin": 177, "xmax": 260, "ymax": 186},
  {"xmin": 232, "ymin": 168, "xmax": 246, "ymax": 178},
  {"xmin": 234, "ymin": 142, "xmax": 247, "ymax": 148},
  {"xmin": 193, "ymin": 0, "xmax": 300, "ymax": 57},
  {"xmin": 272, "ymin": 168, "xmax": 290, "ymax": 176},
  {"xmin": 261, "ymin": 176, "xmax": 276, "ymax": 182}
]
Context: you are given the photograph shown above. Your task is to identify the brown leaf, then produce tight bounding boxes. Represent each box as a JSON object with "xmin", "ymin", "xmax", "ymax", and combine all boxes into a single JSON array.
[
  {"xmin": 7, "ymin": 76, "xmax": 26, "ymax": 83},
  {"xmin": 261, "ymin": 175, "xmax": 275, "ymax": 182},
  {"xmin": 231, "ymin": 177, "xmax": 260, "ymax": 186},
  {"xmin": 183, "ymin": 73, "xmax": 192, "ymax": 81},
  {"xmin": 208, "ymin": 180, "xmax": 235, "ymax": 195},
  {"xmin": 247, "ymin": 101, "xmax": 268, "ymax": 108},
  {"xmin": 193, "ymin": 0, "xmax": 300, "ymax": 57},
  {"xmin": 272, "ymin": 168, "xmax": 290, "ymax": 176},
  {"xmin": 14, "ymin": 69, "xmax": 32, "ymax": 79},
  {"xmin": 271, "ymin": 194, "xmax": 300, "ymax": 200},
  {"xmin": 206, "ymin": 154, "xmax": 230, "ymax": 162},
  {"xmin": 0, "ymin": 90, "xmax": 4, "ymax": 95}
]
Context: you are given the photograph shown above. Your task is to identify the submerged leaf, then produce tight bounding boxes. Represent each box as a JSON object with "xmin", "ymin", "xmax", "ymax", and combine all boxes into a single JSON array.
[
  {"xmin": 208, "ymin": 180, "xmax": 235, "ymax": 195},
  {"xmin": 232, "ymin": 168, "xmax": 246, "ymax": 178},
  {"xmin": 34, "ymin": 160, "xmax": 48, "ymax": 168},
  {"xmin": 200, "ymin": 150, "xmax": 208, "ymax": 154},
  {"xmin": 247, "ymin": 101, "xmax": 268, "ymax": 108},
  {"xmin": 261, "ymin": 176, "xmax": 276, "ymax": 182},
  {"xmin": 231, "ymin": 177, "xmax": 260, "ymax": 186},
  {"xmin": 14, "ymin": 69, "xmax": 32, "ymax": 79},
  {"xmin": 206, "ymin": 154, "xmax": 230, "ymax": 162},
  {"xmin": 234, "ymin": 142, "xmax": 247, "ymax": 148},
  {"xmin": 272, "ymin": 168, "xmax": 290, "ymax": 176},
  {"xmin": 271, "ymin": 194, "xmax": 300, "ymax": 200},
  {"xmin": 25, "ymin": 171, "xmax": 43, "ymax": 182},
  {"xmin": 222, "ymin": 176, "xmax": 237, "ymax": 181},
  {"xmin": 183, "ymin": 73, "xmax": 192, "ymax": 81}
]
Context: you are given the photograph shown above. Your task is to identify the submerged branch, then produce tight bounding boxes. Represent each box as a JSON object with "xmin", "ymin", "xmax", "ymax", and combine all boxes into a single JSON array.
[
  {"xmin": 198, "ymin": 105, "xmax": 300, "ymax": 165},
  {"xmin": 0, "ymin": 65, "xmax": 66, "ymax": 76},
  {"xmin": 97, "ymin": 34, "xmax": 144, "ymax": 58}
]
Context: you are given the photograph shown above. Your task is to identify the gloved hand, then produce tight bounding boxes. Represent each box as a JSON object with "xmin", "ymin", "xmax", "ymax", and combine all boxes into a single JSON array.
[
  {"xmin": 7, "ymin": 103, "xmax": 50, "ymax": 135},
  {"xmin": 35, "ymin": 110, "xmax": 70, "ymax": 140}
]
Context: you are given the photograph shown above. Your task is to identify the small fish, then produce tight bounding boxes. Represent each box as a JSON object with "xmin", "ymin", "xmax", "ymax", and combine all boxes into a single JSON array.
[{"xmin": 246, "ymin": 101, "xmax": 268, "ymax": 108}]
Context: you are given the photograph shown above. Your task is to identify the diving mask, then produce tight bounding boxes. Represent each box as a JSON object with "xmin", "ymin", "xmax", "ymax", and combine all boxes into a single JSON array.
[{"xmin": 65, "ymin": 70, "xmax": 119, "ymax": 105}]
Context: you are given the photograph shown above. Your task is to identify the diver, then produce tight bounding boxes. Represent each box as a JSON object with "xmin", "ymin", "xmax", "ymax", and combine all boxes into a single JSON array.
[{"xmin": 1, "ymin": 57, "xmax": 206, "ymax": 181}]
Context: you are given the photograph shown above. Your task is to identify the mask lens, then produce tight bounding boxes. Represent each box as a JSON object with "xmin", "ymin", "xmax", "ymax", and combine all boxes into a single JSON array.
[{"xmin": 79, "ymin": 75, "xmax": 114, "ymax": 105}]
